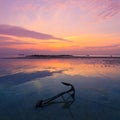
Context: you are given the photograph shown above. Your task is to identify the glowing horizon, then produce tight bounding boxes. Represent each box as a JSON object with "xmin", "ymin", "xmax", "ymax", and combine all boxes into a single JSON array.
[{"xmin": 0, "ymin": 0, "xmax": 120, "ymax": 56}]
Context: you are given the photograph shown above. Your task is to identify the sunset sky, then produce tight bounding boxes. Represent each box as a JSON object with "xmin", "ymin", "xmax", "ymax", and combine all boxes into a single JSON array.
[{"xmin": 0, "ymin": 0, "xmax": 120, "ymax": 56}]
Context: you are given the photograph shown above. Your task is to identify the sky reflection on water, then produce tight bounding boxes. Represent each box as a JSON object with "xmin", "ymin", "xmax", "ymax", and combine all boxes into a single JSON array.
[
  {"xmin": 0, "ymin": 58, "xmax": 120, "ymax": 77},
  {"xmin": 0, "ymin": 58, "xmax": 120, "ymax": 120}
]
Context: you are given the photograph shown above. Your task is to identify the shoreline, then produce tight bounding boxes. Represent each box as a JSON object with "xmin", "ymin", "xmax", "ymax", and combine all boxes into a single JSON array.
[{"xmin": 1, "ymin": 55, "xmax": 120, "ymax": 59}]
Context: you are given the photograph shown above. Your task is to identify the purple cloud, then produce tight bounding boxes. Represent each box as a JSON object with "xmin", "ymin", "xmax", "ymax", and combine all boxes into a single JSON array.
[
  {"xmin": 0, "ymin": 41, "xmax": 34, "ymax": 46},
  {"xmin": 0, "ymin": 36, "xmax": 35, "ymax": 46},
  {"xmin": 95, "ymin": 0, "xmax": 120, "ymax": 19},
  {"xmin": 38, "ymin": 0, "xmax": 120, "ymax": 19},
  {"xmin": 86, "ymin": 44, "xmax": 120, "ymax": 49},
  {"xmin": 0, "ymin": 24, "xmax": 70, "ymax": 42},
  {"xmin": 0, "ymin": 36, "xmax": 11, "ymax": 40}
]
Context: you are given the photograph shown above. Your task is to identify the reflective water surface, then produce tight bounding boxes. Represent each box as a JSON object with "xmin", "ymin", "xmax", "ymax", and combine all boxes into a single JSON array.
[{"xmin": 0, "ymin": 58, "xmax": 120, "ymax": 120}]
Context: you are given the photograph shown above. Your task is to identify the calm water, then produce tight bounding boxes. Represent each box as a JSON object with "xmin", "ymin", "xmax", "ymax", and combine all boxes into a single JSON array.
[{"xmin": 0, "ymin": 58, "xmax": 120, "ymax": 120}]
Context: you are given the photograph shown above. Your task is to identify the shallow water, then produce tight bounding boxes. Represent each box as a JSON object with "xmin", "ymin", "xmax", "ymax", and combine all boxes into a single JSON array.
[{"xmin": 0, "ymin": 58, "xmax": 120, "ymax": 120}]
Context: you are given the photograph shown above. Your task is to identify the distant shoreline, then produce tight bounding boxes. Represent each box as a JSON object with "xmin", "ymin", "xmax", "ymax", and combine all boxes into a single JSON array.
[{"xmin": 1, "ymin": 54, "xmax": 120, "ymax": 59}]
